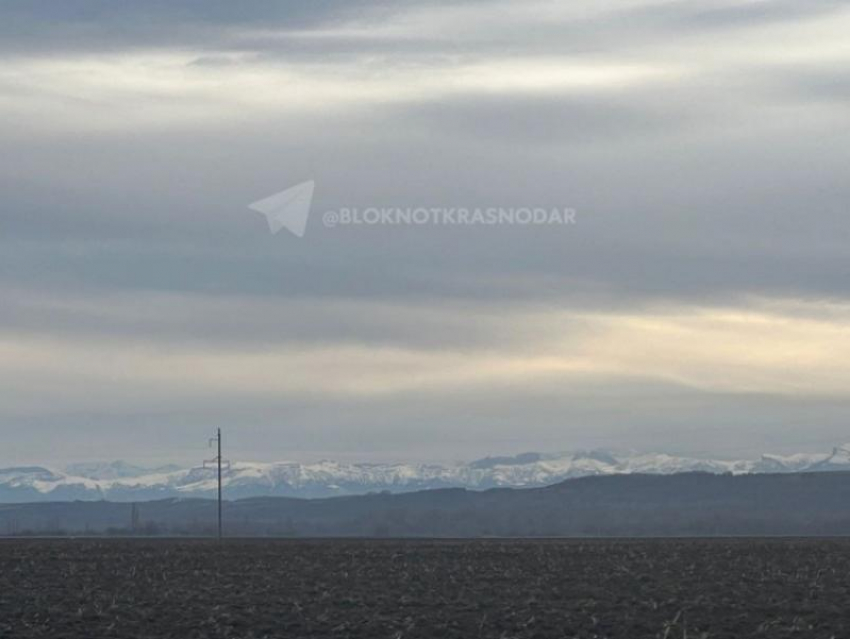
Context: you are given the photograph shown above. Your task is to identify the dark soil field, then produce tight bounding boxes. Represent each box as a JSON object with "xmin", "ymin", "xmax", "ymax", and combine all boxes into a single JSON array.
[{"xmin": 1, "ymin": 538, "xmax": 848, "ymax": 638}]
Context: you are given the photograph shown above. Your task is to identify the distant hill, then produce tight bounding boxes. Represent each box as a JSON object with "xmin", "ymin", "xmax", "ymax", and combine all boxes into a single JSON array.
[
  {"xmin": 2, "ymin": 445, "xmax": 849, "ymax": 503},
  {"xmin": 3, "ymin": 471, "xmax": 850, "ymax": 537}
]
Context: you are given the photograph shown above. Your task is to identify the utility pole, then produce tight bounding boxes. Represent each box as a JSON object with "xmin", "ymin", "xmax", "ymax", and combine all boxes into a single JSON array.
[{"xmin": 204, "ymin": 428, "xmax": 230, "ymax": 540}]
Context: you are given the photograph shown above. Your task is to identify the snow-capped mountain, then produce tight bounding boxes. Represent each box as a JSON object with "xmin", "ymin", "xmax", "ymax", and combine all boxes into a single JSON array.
[
  {"xmin": 64, "ymin": 461, "xmax": 182, "ymax": 481},
  {"xmin": 1, "ymin": 446, "xmax": 847, "ymax": 503}
]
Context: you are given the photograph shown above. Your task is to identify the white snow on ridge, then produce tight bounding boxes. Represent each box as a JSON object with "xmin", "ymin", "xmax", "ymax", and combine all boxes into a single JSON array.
[{"xmin": 0, "ymin": 446, "xmax": 846, "ymax": 502}]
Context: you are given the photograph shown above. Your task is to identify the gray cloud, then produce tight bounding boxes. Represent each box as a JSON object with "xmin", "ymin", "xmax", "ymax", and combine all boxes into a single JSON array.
[
  {"xmin": 663, "ymin": 0, "xmax": 846, "ymax": 31},
  {"xmin": 401, "ymin": 92, "xmax": 688, "ymax": 145},
  {"xmin": 0, "ymin": 0, "xmax": 494, "ymax": 55},
  {"xmin": 2, "ymin": 0, "xmax": 850, "ymax": 463}
]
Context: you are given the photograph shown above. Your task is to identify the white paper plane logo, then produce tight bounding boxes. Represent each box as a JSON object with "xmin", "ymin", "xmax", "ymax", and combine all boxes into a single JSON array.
[{"xmin": 248, "ymin": 180, "xmax": 315, "ymax": 237}]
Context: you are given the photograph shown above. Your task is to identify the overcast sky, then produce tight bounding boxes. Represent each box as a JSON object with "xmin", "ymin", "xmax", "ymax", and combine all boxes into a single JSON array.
[{"xmin": 2, "ymin": 0, "xmax": 850, "ymax": 466}]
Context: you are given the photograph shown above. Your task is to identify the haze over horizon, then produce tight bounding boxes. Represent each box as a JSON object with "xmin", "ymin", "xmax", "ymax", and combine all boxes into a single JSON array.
[
  {"xmin": 2, "ymin": 0, "xmax": 850, "ymax": 464},
  {"xmin": 9, "ymin": 442, "xmax": 850, "ymax": 472}
]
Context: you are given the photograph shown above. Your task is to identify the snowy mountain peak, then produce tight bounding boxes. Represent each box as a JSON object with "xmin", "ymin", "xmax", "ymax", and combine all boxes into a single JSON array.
[
  {"xmin": 0, "ymin": 446, "xmax": 845, "ymax": 503},
  {"xmin": 469, "ymin": 453, "xmax": 543, "ymax": 469},
  {"xmin": 806, "ymin": 444, "xmax": 850, "ymax": 472},
  {"xmin": 64, "ymin": 461, "xmax": 182, "ymax": 481}
]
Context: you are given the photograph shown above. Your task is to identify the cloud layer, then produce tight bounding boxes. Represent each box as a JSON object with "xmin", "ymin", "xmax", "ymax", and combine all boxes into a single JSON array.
[{"xmin": 1, "ymin": 0, "xmax": 849, "ymax": 464}]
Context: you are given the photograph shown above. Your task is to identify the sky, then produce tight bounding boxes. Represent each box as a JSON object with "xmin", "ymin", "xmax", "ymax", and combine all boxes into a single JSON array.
[{"xmin": 2, "ymin": 0, "xmax": 850, "ymax": 466}]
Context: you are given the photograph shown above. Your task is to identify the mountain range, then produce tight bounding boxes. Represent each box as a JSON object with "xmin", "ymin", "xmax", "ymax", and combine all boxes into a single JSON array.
[
  {"xmin": 3, "ymin": 445, "xmax": 850, "ymax": 503},
  {"xmin": 5, "ymin": 471, "xmax": 850, "ymax": 537}
]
